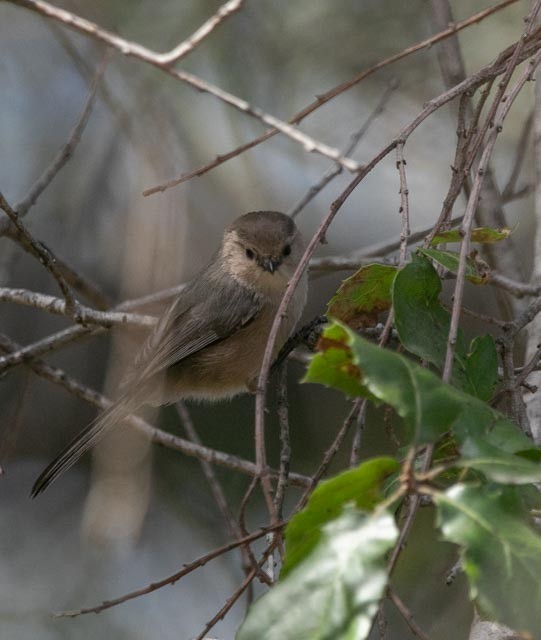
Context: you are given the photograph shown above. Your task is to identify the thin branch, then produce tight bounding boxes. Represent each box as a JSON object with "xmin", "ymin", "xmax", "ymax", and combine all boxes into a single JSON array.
[
  {"xmin": 488, "ymin": 271, "xmax": 541, "ymax": 298},
  {"xmin": 0, "ymin": 287, "xmax": 156, "ymax": 328},
  {"xmin": 9, "ymin": 0, "xmax": 361, "ymax": 174},
  {"xmin": 396, "ymin": 142, "xmax": 411, "ymax": 265},
  {"xmin": 0, "ymin": 192, "xmax": 80, "ymax": 317},
  {"xmin": 3, "ymin": 226, "xmax": 111, "ymax": 309},
  {"xmin": 308, "ymin": 255, "xmax": 394, "ymax": 272},
  {"xmin": 515, "ymin": 342, "xmax": 541, "ymax": 388},
  {"xmin": 287, "ymin": 80, "xmax": 398, "ymax": 219},
  {"xmin": 501, "ymin": 109, "xmax": 533, "ymax": 201},
  {"xmin": 443, "ymin": 13, "xmax": 541, "ymax": 381},
  {"xmin": 0, "ymin": 284, "xmax": 188, "ymax": 375},
  {"xmin": 294, "ymin": 294, "xmax": 395, "ymax": 513},
  {"xmin": 176, "ymin": 401, "xmax": 241, "ymax": 539},
  {"xmin": 273, "ymin": 364, "xmax": 291, "ymax": 521},
  {"xmin": 0, "ymin": 324, "xmax": 94, "ymax": 375},
  {"xmin": 141, "ymin": 0, "xmax": 521, "ymax": 194},
  {"xmin": 506, "ymin": 294, "xmax": 541, "ymax": 338},
  {"xmin": 155, "ymin": 0, "xmax": 245, "ymax": 65},
  {"xmin": 0, "ymin": 333, "xmax": 311, "ymax": 487},
  {"xmin": 54, "ymin": 523, "xmax": 283, "ymax": 617},
  {"xmin": 1, "ymin": 52, "xmax": 109, "ymax": 226},
  {"xmin": 254, "ymin": 159, "xmax": 378, "ymax": 517},
  {"xmin": 193, "ymin": 544, "xmax": 276, "ymax": 640},
  {"xmin": 387, "ymin": 587, "xmax": 433, "ymax": 640}
]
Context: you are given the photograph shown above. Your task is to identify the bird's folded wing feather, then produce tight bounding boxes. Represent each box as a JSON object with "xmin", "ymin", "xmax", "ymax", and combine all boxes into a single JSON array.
[
  {"xmin": 31, "ymin": 274, "xmax": 262, "ymax": 497},
  {"xmin": 125, "ymin": 273, "xmax": 263, "ymax": 388}
]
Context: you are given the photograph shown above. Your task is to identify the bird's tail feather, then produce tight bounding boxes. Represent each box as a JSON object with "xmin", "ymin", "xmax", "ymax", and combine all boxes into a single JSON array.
[{"xmin": 31, "ymin": 397, "xmax": 137, "ymax": 498}]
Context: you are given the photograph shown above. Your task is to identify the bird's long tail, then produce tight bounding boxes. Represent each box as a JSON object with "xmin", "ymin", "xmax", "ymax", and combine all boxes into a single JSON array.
[{"xmin": 31, "ymin": 397, "xmax": 138, "ymax": 498}]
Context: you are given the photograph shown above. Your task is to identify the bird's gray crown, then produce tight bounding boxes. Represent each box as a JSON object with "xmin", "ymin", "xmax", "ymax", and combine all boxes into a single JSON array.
[{"xmin": 227, "ymin": 211, "xmax": 296, "ymax": 250}]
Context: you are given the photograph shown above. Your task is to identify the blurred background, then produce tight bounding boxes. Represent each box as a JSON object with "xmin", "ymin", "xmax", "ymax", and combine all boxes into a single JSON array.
[{"xmin": 0, "ymin": 0, "xmax": 535, "ymax": 638}]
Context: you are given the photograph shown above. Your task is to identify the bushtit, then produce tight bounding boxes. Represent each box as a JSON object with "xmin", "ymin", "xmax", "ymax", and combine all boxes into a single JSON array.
[{"xmin": 31, "ymin": 211, "xmax": 307, "ymax": 497}]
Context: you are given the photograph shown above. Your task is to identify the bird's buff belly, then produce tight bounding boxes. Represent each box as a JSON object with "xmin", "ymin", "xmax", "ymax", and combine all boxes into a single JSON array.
[{"xmin": 160, "ymin": 312, "xmax": 292, "ymax": 402}]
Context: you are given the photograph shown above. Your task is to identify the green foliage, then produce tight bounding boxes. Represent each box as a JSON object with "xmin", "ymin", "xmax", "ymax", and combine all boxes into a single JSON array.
[
  {"xmin": 327, "ymin": 263, "xmax": 397, "ymax": 327},
  {"xmin": 436, "ymin": 484, "xmax": 541, "ymax": 634},
  {"xmin": 305, "ymin": 322, "xmax": 537, "ymax": 473},
  {"xmin": 282, "ymin": 457, "xmax": 399, "ymax": 577},
  {"xmin": 244, "ymin": 241, "xmax": 541, "ymax": 639},
  {"xmin": 236, "ymin": 507, "xmax": 398, "ymax": 640},
  {"xmin": 304, "ymin": 323, "xmax": 370, "ymax": 398},
  {"xmin": 393, "ymin": 255, "xmax": 498, "ymax": 400},
  {"xmin": 429, "ymin": 226, "xmax": 513, "ymax": 245},
  {"xmin": 419, "ymin": 247, "xmax": 487, "ymax": 284}
]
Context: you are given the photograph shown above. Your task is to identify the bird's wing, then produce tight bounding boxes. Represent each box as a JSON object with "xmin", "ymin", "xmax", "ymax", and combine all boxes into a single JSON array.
[
  {"xmin": 126, "ymin": 272, "xmax": 263, "ymax": 388},
  {"xmin": 31, "ymin": 275, "xmax": 263, "ymax": 497}
]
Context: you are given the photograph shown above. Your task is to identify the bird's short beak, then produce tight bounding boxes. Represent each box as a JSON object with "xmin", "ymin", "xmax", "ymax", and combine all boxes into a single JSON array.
[{"xmin": 262, "ymin": 258, "xmax": 280, "ymax": 274}]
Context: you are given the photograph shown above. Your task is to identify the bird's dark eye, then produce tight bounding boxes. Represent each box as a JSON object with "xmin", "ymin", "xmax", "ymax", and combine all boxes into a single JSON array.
[
  {"xmin": 283, "ymin": 244, "xmax": 291, "ymax": 257},
  {"xmin": 245, "ymin": 248, "xmax": 255, "ymax": 260}
]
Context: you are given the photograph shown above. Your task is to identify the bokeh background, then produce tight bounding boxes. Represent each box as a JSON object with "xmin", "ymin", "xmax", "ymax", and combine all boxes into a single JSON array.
[{"xmin": 0, "ymin": 0, "xmax": 535, "ymax": 638}]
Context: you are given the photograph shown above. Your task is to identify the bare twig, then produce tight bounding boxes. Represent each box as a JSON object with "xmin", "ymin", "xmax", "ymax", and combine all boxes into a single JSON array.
[
  {"xmin": 9, "ymin": 0, "xmax": 361, "ymax": 174},
  {"xmin": 488, "ymin": 271, "xmax": 541, "ymax": 298},
  {"xmin": 0, "ymin": 324, "xmax": 94, "ymax": 375},
  {"xmin": 396, "ymin": 142, "xmax": 411, "ymax": 265},
  {"xmin": 501, "ymin": 109, "xmax": 533, "ymax": 201},
  {"xmin": 0, "ymin": 333, "xmax": 311, "ymax": 487},
  {"xmin": 443, "ymin": 12, "xmax": 541, "ymax": 381},
  {"xmin": 0, "ymin": 193, "xmax": 79, "ymax": 317},
  {"xmin": 140, "ymin": 0, "xmax": 521, "ymax": 194},
  {"xmin": 155, "ymin": 0, "xmax": 245, "ymax": 65},
  {"xmin": 54, "ymin": 523, "xmax": 283, "ymax": 617},
  {"xmin": 176, "ymin": 401, "xmax": 241, "ymax": 539},
  {"xmin": 4, "ymin": 226, "xmax": 111, "ymax": 309},
  {"xmin": 0, "ymin": 284, "xmax": 187, "ymax": 376},
  {"xmin": 287, "ymin": 80, "xmax": 398, "ymax": 219},
  {"xmin": 273, "ymin": 364, "xmax": 291, "ymax": 521},
  {"xmin": 255, "ymin": 158, "xmax": 380, "ymax": 517},
  {"xmin": 1, "ymin": 53, "xmax": 109, "ymax": 226},
  {"xmin": 515, "ymin": 342, "xmax": 541, "ymax": 388},
  {"xmin": 193, "ymin": 544, "xmax": 276, "ymax": 640},
  {"xmin": 387, "ymin": 588, "xmax": 433, "ymax": 640},
  {"xmin": 0, "ymin": 287, "xmax": 156, "ymax": 328}
]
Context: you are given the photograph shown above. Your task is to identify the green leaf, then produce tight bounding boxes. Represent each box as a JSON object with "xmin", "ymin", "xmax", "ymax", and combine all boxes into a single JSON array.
[
  {"xmin": 464, "ymin": 336, "xmax": 498, "ymax": 402},
  {"xmin": 458, "ymin": 437, "xmax": 541, "ymax": 484},
  {"xmin": 305, "ymin": 323, "xmax": 540, "ymax": 474},
  {"xmin": 393, "ymin": 254, "xmax": 463, "ymax": 370},
  {"xmin": 303, "ymin": 323, "xmax": 373, "ymax": 399},
  {"xmin": 327, "ymin": 263, "xmax": 397, "ymax": 328},
  {"xmin": 484, "ymin": 417, "xmax": 539, "ymax": 457},
  {"xmin": 236, "ymin": 507, "xmax": 398, "ymax": 640},
  {"xmin": 393, "ymin": 255, "xmax": 497, "ymax": 400},
  {"xmin": 435, "ymin": 484, "xmax": 541, "ymax": 634},
  {"xmin": 430, "ymin": 226, "xmax": 513, "ymax": 245},
  {"xmin": 282, "ymin": 457, "xmax": 399, "ymax": 577},
  {"xmin": 418, "ymin": 248, "xmax": 487, "ymax": 284}
]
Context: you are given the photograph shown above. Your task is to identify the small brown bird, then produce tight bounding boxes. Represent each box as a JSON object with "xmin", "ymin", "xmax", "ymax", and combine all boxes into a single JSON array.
[{"xmin": 32, "ymin": 211, "xmax": 307, "ymax": 497}]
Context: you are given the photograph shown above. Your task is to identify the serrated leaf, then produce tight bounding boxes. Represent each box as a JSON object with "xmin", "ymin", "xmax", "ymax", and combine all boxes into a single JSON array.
[
  {"xmin": 435, "ymin": 484, "xmax": 541, "ymax": 634},
  {"xmin": 419, "ymin": 248, "xmax": 487, "ymax": 284},
  {"xmin": 236, "ymin": 507, "xmax": 398, "ymax": 640},
  {"xmin": 393, "ymin": 255, "xmax": 497, "ymax": 400},
  {"xmin": 430, "ymin": 226, "xmax": 513, "ymax": 245},
  {"xmin": 305, "ymin": 322, "xmax": 540, "ymax": 470},
  {"xmin": 303, "ymin": 323, "xmax": 372, "ymax": 399},
  {"xmin": 458, "ymin": 437, "xmax": 541, "ymax": 484},
  {"xmin": 282, "ymin": 457, "xmax": 399, "ymax": 577},
  {"xmin": 327, "ymin": 263, "xmax": 397, "ymax": 329}
]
